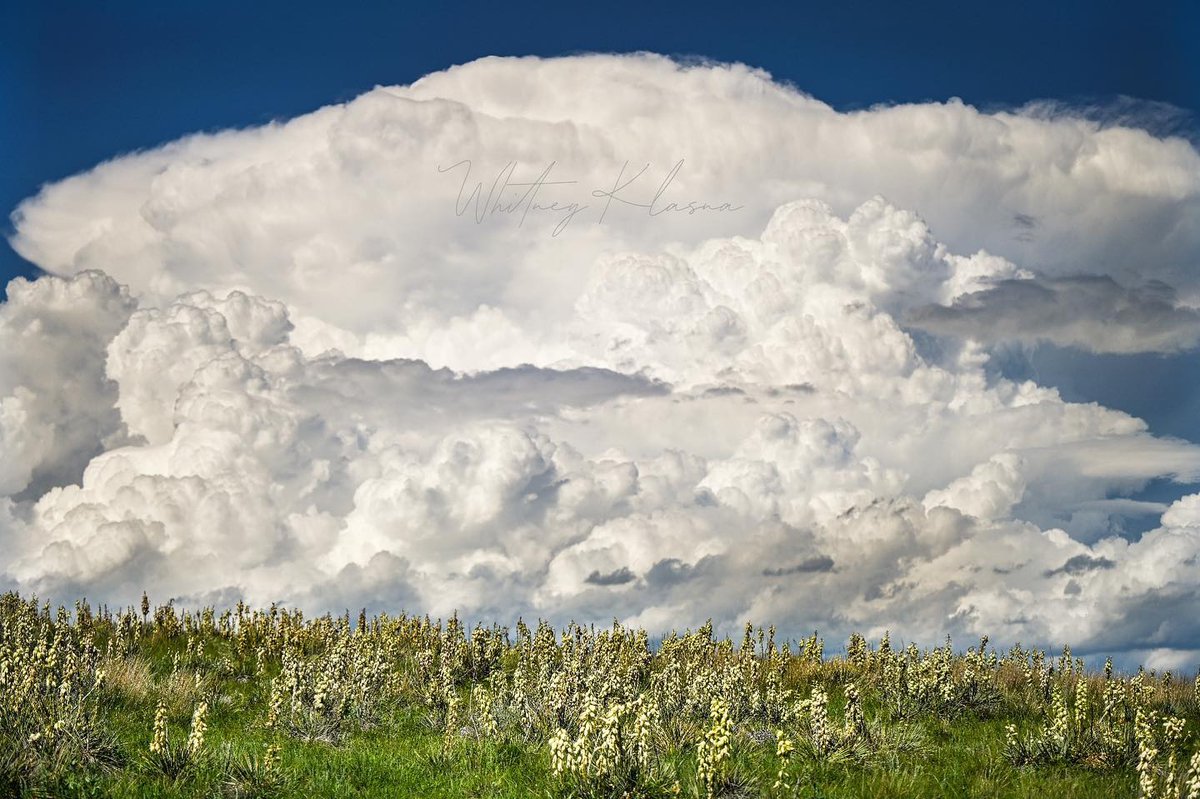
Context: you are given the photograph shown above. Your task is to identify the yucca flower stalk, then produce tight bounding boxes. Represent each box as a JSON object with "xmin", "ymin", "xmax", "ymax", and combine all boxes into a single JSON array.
[
  {"xmin": 1074, "ymin": 677, "xmax": 1090, "ymax": 732},
  {"xmin": 1184, "ymin": 750, "xmax": 1200, "ymax": 799},
  {"xmin": 1136, "ymin": 709, "xmax": 1159, "ymax": 799},
  {"xmin": 772, "ymin": 729, "xmax": 795, "ymax": 793},
  {"xmin": 186, "ymin": 701, "xmax": 209, "ymax": 755},
  {"xmin": 264, "ymin": 742, "xmax": 281, "ymax": 775},
  {"xmin": 696, "ymin": 697, "xmax": 732, "ymax": 798},
  {"xmin": 1048, "ymin": 681, "xmax": 1071, "ymax": 754},
  {"xmin": 843, "ymin": 681, "xmax": 866, "ymax": 742},
  {"xmin": 807, "ymin": 685, "xmax": 833, "ymax": 755},
  {"xmin": 1164, "ymin": 716, "xmax": 1186, "ymax": 794},
  {"xmin": 443, "ymin": 692, "xmax": 462, "ymax": 752},
  {"xmin": 150, "ymin": 700, "xmax": 169, "ymax": 755}
]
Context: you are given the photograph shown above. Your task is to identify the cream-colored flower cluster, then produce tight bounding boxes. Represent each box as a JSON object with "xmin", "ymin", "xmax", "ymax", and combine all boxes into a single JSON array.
[
  {"xmin": 0, "ymin": 595, "xmax": 107, "ymax": 769},
  {"xmin": 1134, "ymin": 710, "xmax": 1200, "ymax": 799}
]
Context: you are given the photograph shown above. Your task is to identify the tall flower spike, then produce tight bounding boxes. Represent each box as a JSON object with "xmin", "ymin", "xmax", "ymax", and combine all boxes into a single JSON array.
[
  {"xmin": 186, "ymin": 700, "xmax": 209, "ymax": 755},
  {"xmin": 150, "ymin": 700, "xmax": 168, "ymax": 755}
]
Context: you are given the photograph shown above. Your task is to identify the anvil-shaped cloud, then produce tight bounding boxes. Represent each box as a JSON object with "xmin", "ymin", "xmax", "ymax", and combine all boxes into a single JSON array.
[{"xmin": 3, "ymin": 54, "xmax": 1200, "ymax": 666}]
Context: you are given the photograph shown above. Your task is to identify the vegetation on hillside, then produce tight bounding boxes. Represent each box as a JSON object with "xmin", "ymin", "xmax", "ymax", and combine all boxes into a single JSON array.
[{"xmin": 2, "ymin": 590, "xmax": 1199, "ymax": 798}]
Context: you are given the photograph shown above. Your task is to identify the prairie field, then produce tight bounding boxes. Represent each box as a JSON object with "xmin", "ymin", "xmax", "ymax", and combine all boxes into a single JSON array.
[{"xmin": 2, "ymin": 591, "xmax": 1198, "ymax": 799}]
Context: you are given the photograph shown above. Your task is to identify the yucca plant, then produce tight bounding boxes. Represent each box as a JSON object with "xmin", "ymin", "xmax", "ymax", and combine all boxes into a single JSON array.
[
  {"xmin": 144, "ymin": 698, "xmax": 211, "ymax": 782},
  {"xmin": 220, "ymin": 741, "xmax": 284, "ymax": 799}
]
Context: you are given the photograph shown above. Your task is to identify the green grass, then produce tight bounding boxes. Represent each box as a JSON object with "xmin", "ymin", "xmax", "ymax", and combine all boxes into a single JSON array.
[
  {"xmin": 14, "ymin": 666, "xmax": 1145, "ymax": 799},
  {"xmin": 24, "ymin": 701, "xmax": 551, "ymax": 799}
]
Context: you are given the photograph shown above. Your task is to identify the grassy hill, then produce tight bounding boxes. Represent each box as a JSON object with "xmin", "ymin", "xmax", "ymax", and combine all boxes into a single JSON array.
[{"xmin": 2, "ymin": 591, "xmax": 1197, "ymax": 798}]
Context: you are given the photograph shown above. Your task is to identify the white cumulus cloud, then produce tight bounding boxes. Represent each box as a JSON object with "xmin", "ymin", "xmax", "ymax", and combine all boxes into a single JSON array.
[{"xmin": 3, "ymin": 54, "xmax": 1200, "ymax": 660}]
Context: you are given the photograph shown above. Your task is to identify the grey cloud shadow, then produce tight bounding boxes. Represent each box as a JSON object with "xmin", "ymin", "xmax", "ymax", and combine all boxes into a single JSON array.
[
  {"xmin": 1043, "ymin": 554, "xmax": 1117, "ymax": 577},
  {"xmin": 585, "ymin": 566, "xmax": 636, "ymax": 586},
  {"xmin": 907, "ymin": 275, "xmax": 1200, "ymax": 355},
  {"xmin": 762, "ymin": 555, "xmax": 835, "ymax": 577}
]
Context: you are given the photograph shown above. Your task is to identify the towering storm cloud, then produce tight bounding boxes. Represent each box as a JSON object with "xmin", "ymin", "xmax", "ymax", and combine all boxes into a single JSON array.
[{"xmin": 3, "ymin": 54, "xmax": 1200, "ymax": 666}]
